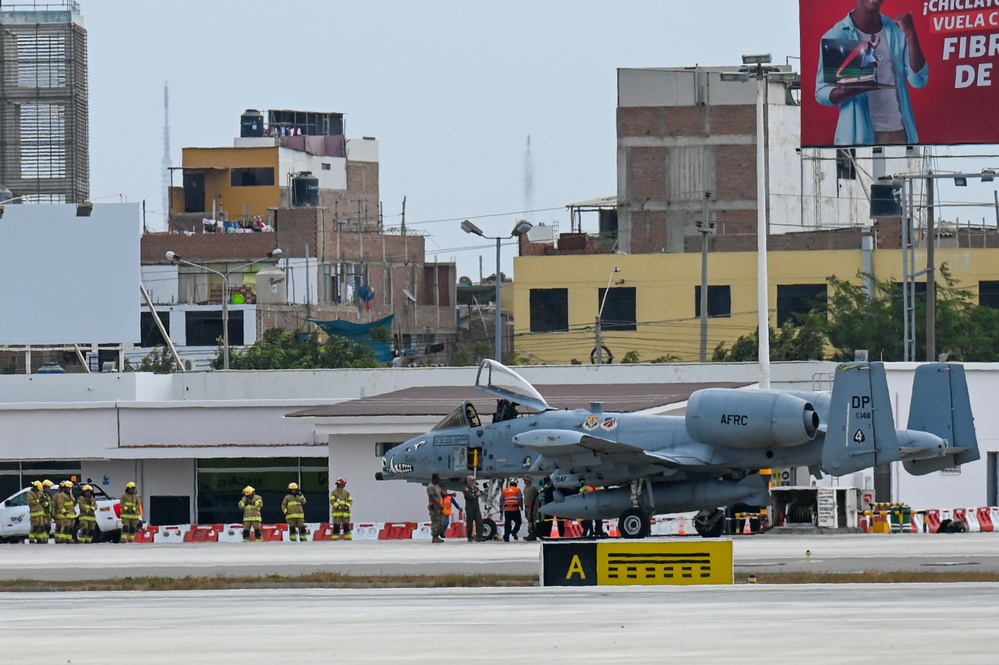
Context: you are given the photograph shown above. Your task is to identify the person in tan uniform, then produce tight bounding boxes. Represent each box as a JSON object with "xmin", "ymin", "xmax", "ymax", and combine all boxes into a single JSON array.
[
  {"xmin": 41, "ymin": 480, "xmax": 54, "ymax": 542},
  {"xmin": 329, "ymin": 478, "xmax": 353, "ymax": 540},
  {"xmin": 76, "ymin": 485, "xmax": 97, "ymax": 543},
  {"xmin": 282, "ymin": 482, "xmax": 308, "ymax": 542},
  {"xmin": 239, "ymin": 486, "xmax": 264, "ymax": 542},
  {"xmin": 52, "ymin": 481, "xmax": 77, "ymax": 544}
]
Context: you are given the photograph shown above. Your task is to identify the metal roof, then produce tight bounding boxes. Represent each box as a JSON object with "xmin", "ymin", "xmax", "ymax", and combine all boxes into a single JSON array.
[{"xmin": 287, "ymin": 381, "xmax": 747, "ymax": 419}]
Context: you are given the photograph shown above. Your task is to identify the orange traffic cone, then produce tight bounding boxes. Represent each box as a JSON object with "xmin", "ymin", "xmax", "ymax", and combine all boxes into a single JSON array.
[
  {"xmin": 549, "ymin": 518, "xmax": 560, "ymax": 539},
  {"xmin": 743, "ymin": 514, "xmax": 753, "ymax": 535},
  {"xmin": 677, "ymin": 518, "xmax": 687, "ymax": 536},
  {"xmin": 608, "ymin": 521, "xmax": 620, "ymax": 538}
]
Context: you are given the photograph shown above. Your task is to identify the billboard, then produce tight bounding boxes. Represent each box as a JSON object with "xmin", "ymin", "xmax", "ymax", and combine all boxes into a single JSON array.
[
  {"xmin": 801, "ymin": 0, "xmax": 999, "ymax": 147},
  {"xmin": 0, "ymin": 203, "xmax": 140, "ymax": 345}
]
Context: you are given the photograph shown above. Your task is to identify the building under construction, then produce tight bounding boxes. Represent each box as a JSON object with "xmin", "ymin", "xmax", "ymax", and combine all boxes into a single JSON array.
[{"xmin": 0, "ymin": 1, "xmax": 89, "ymax": 203}]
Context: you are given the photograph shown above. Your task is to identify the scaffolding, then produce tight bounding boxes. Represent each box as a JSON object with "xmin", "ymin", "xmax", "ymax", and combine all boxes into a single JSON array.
[{"xmin": 0, "ymin": 1, "xmax": 89, "ymax": 203}]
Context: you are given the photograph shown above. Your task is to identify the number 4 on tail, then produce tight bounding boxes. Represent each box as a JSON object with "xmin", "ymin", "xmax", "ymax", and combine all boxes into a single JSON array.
[{"xmin": 853, "ymin": 429, "xmax": 866, "ymax": 444}]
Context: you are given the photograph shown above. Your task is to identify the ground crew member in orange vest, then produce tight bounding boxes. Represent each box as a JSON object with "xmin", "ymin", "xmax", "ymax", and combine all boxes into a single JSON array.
[
  {"xmin": 77, "ymin": 485, "xmax": 97, "ymax": 543},
  {"xmin": 502, "ymin": 479, "xmax": 524, "ymax": 542},
  {"xmin": 120, "ymin": 482, "xmax": 142, "ymax": 543},
  {"xmin": 27, "ymin": 481, "xmax": 48, "ymax": 544},
  {"xmin": 41, "ymin": 480, "xmax": 54, "ymax": 541},
  {"xmin": 440, "ymin": 491, "xmax": 462, "ymax": 540},
  {"xmin": 329, "ymin": 478, "xmax": 353, "ymax": 540},
  {"xmin": 239, "ymin": 486, "xmax": 264, "ymax": 542},
  {"xmin": 53, "ymin": 481, "xmax": 77, "ymax": 544},
  {"xmin": 282, "ymin": 482, "xmax": 308, "ymax": 542}
]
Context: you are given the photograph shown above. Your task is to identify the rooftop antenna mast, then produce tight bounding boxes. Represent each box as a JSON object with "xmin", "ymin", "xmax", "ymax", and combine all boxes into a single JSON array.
[
  {"xmin": 162, "ymin": 80, "xmax": 171, "ymax": 230},
  {"xmin": 523, "ymin": 135, "xmax": 533, "ymax": 223}
]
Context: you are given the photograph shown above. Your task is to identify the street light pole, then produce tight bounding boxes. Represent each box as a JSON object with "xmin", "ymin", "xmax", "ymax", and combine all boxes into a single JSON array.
[
  {"xmin": 697, "ymin": 203, "xmax": 714, "ymax": 362},
  {"xmin": 461, "ymin": 219, "xmax": 533, "ymax": 364},
  {"xmin": 166, "ymin": 249, "xmax": 283, "ymax": 369},
  {"xmin": 754, "ymin": 67, "xmax": 770, "ymax": 389},
  {"xmin": 595, "ymin": 267, "xmax": 621, "ymax": 364}
]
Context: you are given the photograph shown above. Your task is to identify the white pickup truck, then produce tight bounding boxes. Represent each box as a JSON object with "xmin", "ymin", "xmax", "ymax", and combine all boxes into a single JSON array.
[{"xmin": 0, "ymin": 483, "xmax": 123, "ymax": 543}]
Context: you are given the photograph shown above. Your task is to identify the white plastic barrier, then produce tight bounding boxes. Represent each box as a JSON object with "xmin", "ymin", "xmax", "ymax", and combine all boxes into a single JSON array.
[
  {"xmin": 412, "ymin": 522, "xmax": 433, "ymax": 540},
  {"xmin": 911, "ymin": 513, "xmax": 924, "ymax": 533},
  {"xmin": 218, "ymin": 524, "xmax": 246, "ymax": 543},
  {"xmin": 154, "ymin": 525, "xmax": 188, "ymax": 543},
  {"xmin": 964, "ymin": 508, "xmax": 981, "ymax": 532},
  {"xmin": 352, "ymin": 523, "xmax": 381, "ymax": 540},
  {"xmin": 991, "ymin": 508, "xmax": 999, "ymax": 531}
]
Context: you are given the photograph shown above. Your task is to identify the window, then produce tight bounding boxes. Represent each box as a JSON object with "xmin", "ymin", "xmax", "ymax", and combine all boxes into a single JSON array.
[
  {"xmin": 231, "ymin": 167, "xmax": 275, "ymax": 187},
  {"xmin": 140, "ymin": 311, "xmax": 170, "ymax": 347},
  {"xmin": 597, "ymin": 287, "xmax": 637, "ymax": 331},
  {"xmin": 530, "ymin": 289, "xmax": 568, "ymax": 332},
  {"xmin": 777, "ymin": 284, "xmax": 826, "ymax": 326},
  {"xmin": 321, "ymin": 163, "xmax": 331, "ymax": 171},
  {"xmin": 185, "ymin": 310, "xmax": 244, "ymax": 346},
  {"xmin": 836, "ymin": 149, "xmax": 857, "ymax": 180},
  {"xmin": 196, "ymin": 457, "xmax": 328, "ymax": 524},
  {"xmin": 980, "ymin": 281, "xmax": 999, "ymax": 309},
  {"xmin": 694, "ymin": 285, "xmax": 732, "ymax": 318}
]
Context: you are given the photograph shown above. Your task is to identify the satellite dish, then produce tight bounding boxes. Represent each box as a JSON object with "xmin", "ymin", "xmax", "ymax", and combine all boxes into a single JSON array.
[{"xmin": 403, "ymin": 289, "xmax": 417, "ymax": 303}]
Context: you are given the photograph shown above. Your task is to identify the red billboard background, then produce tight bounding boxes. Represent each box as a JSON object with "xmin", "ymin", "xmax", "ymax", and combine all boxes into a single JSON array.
[{"xmin": 801, "ymin": 0, "xmax": 999, "ymax": 147}]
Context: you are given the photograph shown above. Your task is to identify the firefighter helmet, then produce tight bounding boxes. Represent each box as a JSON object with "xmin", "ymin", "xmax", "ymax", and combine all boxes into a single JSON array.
[
  {"xmin": 32, "ymin": 481, "xmax": 43, "ymax": 491},
  {"xmin": 125, "ymin": 482, "xmax": 136, "ymax": 490},
  {"xmin": 82, "ymin": 484, "xmax": 93, "ymax": 492},
  {"xmin": 61, "ymin": 480, "xmax": 73, "ymax": 489},
  {"xmin": 42, "ymin": 479, "xmax": 53, "ymax": 488},
  {"xmin": 243, "ymin": 486, "xmax": 254, "ymax": 496},
  {"xmin": 288, "ymin": 482, "xmax": 299, "ymax": 491},
  {"xmin": 336, "ymin": 478, "xmax": 346, "ymax": 486}
]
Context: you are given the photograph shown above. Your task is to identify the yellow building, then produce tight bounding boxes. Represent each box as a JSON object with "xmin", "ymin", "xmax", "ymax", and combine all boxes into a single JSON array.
[{"xmin": 512, "ymin": 247, "xmax": 999, "ymax": 364}]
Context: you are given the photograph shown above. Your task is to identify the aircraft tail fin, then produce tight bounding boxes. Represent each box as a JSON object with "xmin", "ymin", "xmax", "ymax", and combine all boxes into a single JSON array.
[
  {"xmin": 821, "ymin": 362, "xmax": 900, "ymax": 476},
  {"xmin": 902, "ymin": 363, "xmax": 979, "ymax": 475}
]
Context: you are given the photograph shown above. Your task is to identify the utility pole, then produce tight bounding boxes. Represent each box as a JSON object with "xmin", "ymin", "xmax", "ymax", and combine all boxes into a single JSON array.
[
  {"xmin": 926, "ymin": 176, "xmax": 936, "ymax": 362},
  {"xmin": 697, "ymin": 192, "xmax": 713, "ymax": 363}
]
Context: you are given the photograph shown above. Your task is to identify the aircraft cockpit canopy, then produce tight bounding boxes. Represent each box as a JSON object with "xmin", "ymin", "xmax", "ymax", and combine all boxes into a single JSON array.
[
  {"xmin": 474, "ymin": 359, "xmax": 551, "ymax": 413},
  {"xmin": 432, "ymin": 402, "xmax": 481, "ymax": 431}
]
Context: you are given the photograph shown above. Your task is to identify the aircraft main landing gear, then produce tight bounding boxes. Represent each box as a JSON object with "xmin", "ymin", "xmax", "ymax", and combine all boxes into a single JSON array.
[
  {"xmin": 481, "ymin": 518, "xmax": 498, "ymax": 540},
  {"xmin": 618, "ymin": 508, "xmax": 650, "ymax": 539},
  {"xmin": 692, "ymin": 508, "xmax": 726, "ymax": 538}
]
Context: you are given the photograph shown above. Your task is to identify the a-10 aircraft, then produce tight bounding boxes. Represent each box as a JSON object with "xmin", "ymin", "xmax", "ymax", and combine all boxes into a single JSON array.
[{"xmin": 376, "ymin": 359, "xmax": 979, "ymax": 538}]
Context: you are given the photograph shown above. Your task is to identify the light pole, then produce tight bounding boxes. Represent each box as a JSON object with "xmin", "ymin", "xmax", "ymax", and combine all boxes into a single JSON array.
[
  {"xmin": 696, "ymin": 204, "xmax": 715, "ymax": 363},
  {"xmin": 721, "ymin": 55, "xmax": 798, "ymax": 389},
  {"xmin": 166, "ymin": 248, "xmax": 283, "ymax": 369},
  {"xmin": 594, "ymin": 267, "xmax": 622, "ymax": 364},
  {"xmin": 461, "ymin": 219, "xmax": 533, "ymax": 363}
]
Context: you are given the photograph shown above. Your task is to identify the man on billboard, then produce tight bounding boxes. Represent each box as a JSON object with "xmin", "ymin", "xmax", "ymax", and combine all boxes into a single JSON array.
[{"xmin": 815, "ymin": 0, "xmax": 927, "ymax": 145}]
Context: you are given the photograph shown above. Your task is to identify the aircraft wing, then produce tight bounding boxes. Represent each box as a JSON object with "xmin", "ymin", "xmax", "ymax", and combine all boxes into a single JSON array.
[
  {"xmin": 512, "ymin": 429, "xmax": 650, "ymax": 463},
  {"xmin": 644, "ymin": 443, "xmax": 717, "ymax": 467}
]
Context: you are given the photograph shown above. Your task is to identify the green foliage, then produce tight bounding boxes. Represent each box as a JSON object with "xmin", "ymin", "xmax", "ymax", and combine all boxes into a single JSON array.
[
  {"xmin": 136, "ymin": 346, "xmax": 179, "ymax": 374},
  {"xmin": 368, "ymin": 326, "xmax": 393, "ymax": 343},
  {"xmin": 712, "ymin": 315, "xmax": 827, "ymax": 362},
  {"xmin": 570, "ymin": 358, "xmax": 582, "ymax": 365},
  {"xmin": 649, "ymin": 354, "xmax": 682, "ymax": 364},
  {"xmin": 451, "ymin": 341, "xmax": 493, "ymax": 367},
  {"xmin": 620, "ymin": 350, "xmax": 641, "ymax": 364},
  {"xmin": 213, "ymin": 328, "xmax": 379, "ymax": 370}
]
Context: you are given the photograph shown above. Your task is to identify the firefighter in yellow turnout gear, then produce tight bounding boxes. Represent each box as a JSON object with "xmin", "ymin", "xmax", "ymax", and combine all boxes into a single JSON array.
[
  {"xmin": 239, "ymin": 486, "xmax": 264, "ymax": 542},
  {"xmin": 52, "ymin": 481, "xmax": 77, "ymax": 543},
  {"xmin": 329, "ymin": 478, "xmax": 353, "ymax": 540},
  {"xmin": 27, "ymin": 481, "xmax": 49, "ymax": 543},
  {"xmin": 281, "ymin": 483, "xmax": 308, "ymax": 542},
  {"xmin": 41, "ymin": 480, "xmax": 54, "ymax": 542},
  {"xmin": 76, "ymin": 485, "xmax": 97, "ymax": 543},
  {"xmin": 119, "ymin": 482, "xmax": 142, "ymax": 542}
]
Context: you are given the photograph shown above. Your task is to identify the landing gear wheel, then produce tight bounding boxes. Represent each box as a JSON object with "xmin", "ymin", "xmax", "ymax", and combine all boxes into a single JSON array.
[
  {"xmin": 481, "ymin": 519, "xmax": 498, "ymax": 541},
  {"xmin": 693, "ymin": 508, "xmax": 726, "ymax": 538},
  {"xmin": 618, "ymin": 508, "xmax": 650, "ymax": 539}
]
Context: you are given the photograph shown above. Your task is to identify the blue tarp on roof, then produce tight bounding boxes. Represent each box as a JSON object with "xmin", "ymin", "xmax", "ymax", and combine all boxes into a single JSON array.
[{"xmin": 307, "ymin": 315, "xmax": 394, "ymax": 362}]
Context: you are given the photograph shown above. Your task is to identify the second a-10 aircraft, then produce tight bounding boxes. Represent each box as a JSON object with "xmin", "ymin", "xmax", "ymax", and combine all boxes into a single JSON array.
[{"xmin": 376, "ymin": 359, "xmax": 979, "ymax": 538}]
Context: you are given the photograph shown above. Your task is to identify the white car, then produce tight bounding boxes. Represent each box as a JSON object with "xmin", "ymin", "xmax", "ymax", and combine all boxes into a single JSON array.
[{"xmin": 0, "ymin": 484, "xmax": 123, "ymax": 543}]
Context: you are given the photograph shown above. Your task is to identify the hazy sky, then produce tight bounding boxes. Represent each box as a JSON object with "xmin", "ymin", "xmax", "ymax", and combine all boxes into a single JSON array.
[
  {"xmin": 74, "ymin": 0, "xmax": 999, "ymax": 285},
  {"xmin": 79, "ymin": 0, "xmax": 804, "ymax": 278}
]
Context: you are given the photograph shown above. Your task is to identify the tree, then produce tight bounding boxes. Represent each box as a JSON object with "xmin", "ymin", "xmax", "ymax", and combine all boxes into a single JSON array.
[
  {"xmin": 213, "ymin": 328, "xmax": 380, "ymax": 370},
  {"xmin": 135, "ymin": 346, "xmax": 179, "ymax": 373},
  {"xmin": 712, "ymin": 315, "xmax": 827, "ymax": 362}
]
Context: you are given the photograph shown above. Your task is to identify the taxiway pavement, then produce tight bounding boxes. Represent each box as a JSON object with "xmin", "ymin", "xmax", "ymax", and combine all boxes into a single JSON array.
[
  {"xmin": 0, "ymin": 584, "xmax": 995, "ymax": 664},
  {"xmin": 2, "ymin": 532, "xmax": 998, "ymax": 581}
]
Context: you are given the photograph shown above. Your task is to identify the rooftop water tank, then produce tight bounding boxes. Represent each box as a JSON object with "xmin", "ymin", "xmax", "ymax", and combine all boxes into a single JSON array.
[
  {"xmin": 291, "ymin": 171, "xmax": 319, "ymax": 207},
  {"xmin": 256, "ymin": 268, "xmax": 287, "ymax": 305},
  {"xmin": 240, "ymin": 109, "xmax": 264, "ymax": 138}
]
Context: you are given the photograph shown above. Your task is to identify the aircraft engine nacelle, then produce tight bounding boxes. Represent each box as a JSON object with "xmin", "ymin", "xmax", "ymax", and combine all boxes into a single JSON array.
[{"xmin": 685, "ymin": 389, "xmax": 819, "ymax": 449}]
